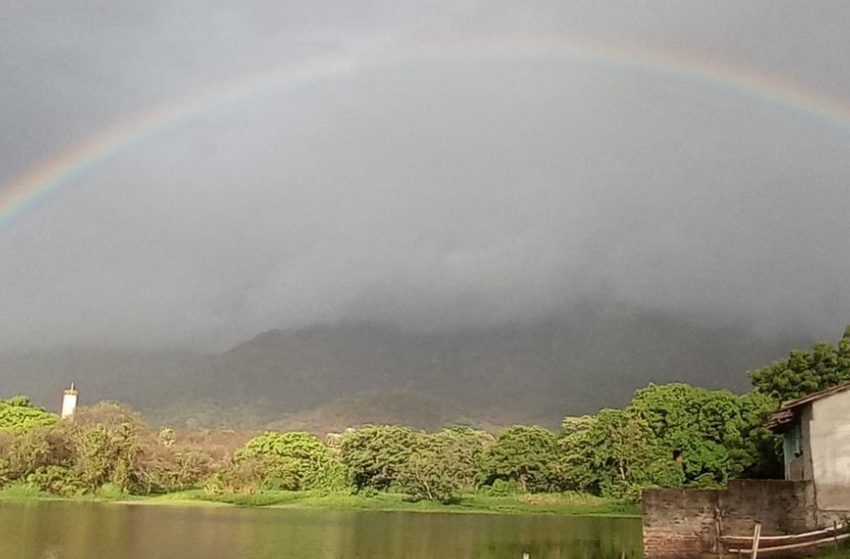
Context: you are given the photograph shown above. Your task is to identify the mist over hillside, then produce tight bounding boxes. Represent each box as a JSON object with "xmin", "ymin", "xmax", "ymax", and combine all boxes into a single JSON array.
[{"xmin": 0, "ymin": 305, "xmax": 806, "ymax": 432}]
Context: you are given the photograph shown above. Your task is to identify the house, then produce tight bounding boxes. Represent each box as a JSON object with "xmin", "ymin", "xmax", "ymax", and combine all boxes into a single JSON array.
[
  {"xmin": 766, "ymin": 381, "xmax": 850, "ymax": 511},
  {"xmin": 643, "ymin": 382, "xmax": 850, "ymax": 558}
]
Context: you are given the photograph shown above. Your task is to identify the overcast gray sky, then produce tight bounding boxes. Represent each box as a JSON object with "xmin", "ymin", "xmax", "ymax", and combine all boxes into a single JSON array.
[{"xmin": 1, "ymin": 1, "xmax": 849, "ymax": 351}]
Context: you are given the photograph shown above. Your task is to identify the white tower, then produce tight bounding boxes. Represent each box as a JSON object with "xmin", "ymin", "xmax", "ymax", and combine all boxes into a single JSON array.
[{"xmin": 61, "ymin": 383, "xmax": 78, "ymax": 419}]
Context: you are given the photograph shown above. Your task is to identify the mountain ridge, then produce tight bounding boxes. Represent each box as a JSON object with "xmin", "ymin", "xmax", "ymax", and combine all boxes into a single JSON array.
[{"xmin": 0, "ymin": 307, "xmax": 808, "ymax": 431}]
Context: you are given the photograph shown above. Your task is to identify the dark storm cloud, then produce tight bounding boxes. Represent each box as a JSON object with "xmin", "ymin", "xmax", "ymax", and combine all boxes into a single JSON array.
[{"xmin": 1, "ymin": 1, "xmax": 849, "ymax": 350}]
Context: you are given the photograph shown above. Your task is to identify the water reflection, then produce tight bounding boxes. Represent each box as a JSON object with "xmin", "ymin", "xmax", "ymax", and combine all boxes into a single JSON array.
[{"xmin": 0, "ymin": 502, "xmax": 642, "ymax": 559}]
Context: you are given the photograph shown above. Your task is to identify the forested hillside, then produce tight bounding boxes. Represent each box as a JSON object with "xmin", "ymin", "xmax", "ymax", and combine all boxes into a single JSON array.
[{"xmin": 0, "ymin": 307, "xmax": 805, "ymax": 430}]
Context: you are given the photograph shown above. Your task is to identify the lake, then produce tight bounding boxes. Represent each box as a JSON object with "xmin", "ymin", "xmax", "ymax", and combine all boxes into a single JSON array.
[{"xmin": 0, "ymin": 502, "xmax": 643, "ymax": 559}]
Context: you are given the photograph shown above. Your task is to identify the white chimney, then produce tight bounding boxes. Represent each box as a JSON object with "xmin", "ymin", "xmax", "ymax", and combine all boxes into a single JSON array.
[{"xmin": 61, "ymin": 383, "xmax": 78, "ymax": 419}]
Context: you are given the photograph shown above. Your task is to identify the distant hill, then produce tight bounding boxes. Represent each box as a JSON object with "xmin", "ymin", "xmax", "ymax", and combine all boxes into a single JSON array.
[
  {"xmin": 263, "ymin": 390, "xmax": 502, "ymax": 434},
  {"xmin": 0, "ymin": 306, "xmax": 807, "ymax": 433}
]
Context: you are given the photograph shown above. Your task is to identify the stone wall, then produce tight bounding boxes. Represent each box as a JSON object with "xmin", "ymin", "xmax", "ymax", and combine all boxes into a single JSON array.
[{"xmin": 642, "ymin": 480, "xmax": 818, "ymax": 559}]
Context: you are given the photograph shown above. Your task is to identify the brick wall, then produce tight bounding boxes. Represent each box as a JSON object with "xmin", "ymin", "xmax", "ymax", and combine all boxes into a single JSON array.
[
  {"xmin": 642, "ymin": 488, "xmax": 718, "ymax": 558},
  {"xmin": 642, "ymin": 480, "xmax": 817, "ymax": 559}
]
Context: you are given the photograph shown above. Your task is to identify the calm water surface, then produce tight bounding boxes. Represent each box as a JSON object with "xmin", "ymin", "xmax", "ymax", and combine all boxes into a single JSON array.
[{"xmin": 0, "ymin": 502, "xmax": 642, "ymax": 559}]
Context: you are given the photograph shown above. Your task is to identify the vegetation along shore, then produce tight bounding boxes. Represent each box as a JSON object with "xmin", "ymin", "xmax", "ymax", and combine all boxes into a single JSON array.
[{"xmin": 2, "ymin": 326, "xmax": 850, "ymax": 516}]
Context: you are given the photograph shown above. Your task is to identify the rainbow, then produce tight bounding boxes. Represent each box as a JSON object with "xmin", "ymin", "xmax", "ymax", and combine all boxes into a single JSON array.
[{"xmin": 2, "ymin": 34, "xmax": 849, "ymax": 230}]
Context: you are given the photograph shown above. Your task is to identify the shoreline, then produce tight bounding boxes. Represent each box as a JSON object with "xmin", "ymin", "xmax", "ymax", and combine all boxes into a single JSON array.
[{"xmin": 0, "ymin": 488, "xmax": 641, "ymax": 518}]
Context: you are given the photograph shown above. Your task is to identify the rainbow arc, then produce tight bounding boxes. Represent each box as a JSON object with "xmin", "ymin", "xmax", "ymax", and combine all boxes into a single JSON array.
[{"xmin": 2, "ymin": 34, "xmax": 849, "ymax": 230}]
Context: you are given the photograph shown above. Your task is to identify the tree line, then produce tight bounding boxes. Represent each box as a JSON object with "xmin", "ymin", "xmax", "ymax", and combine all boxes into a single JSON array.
[{"xmin": 2, "ymin": 325, "xmax": 849, "ymax": 504}]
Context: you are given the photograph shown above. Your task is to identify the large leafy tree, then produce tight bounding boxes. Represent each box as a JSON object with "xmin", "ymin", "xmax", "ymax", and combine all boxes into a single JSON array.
[
  {"xmin": 69, "ymin": 402, "xmax": 145, "ymax": 492},
  {"xmin": 557, "ymin": 383, "xmax": 782, "ymax": 500},
  {"xmin": 480, "ymin": 425, "xmax": 560, "ymax": 493},
  {"xmin": 0, "ymin": 399, "xmax": 75, "ymax": 494},
  {"xmin": 134, "ymin": 445, "xmax": 214, "ymax": 494},
  {"xmin": 558, "ymin": 415, "xmax": 599, "ymax": 493},
  {"xmin": 3, "ymin": 423, "xmax": 77, "ymax": 494},
  {"xmin": 1, "ymin": 402, "xmax": 144, "ymax": 495},
  {"xmin": 559, "ymin": 407, "xmax": 686, "ymax": 501},
  {"xmin": 627, "ymin": 383, "xmax": 752, "ymax": 485},
  {"xmin": 337, "ymin": 425, "xmax": 418, "ymax": 491},
  {"xmin": 735, "ymin": 391, "xmax": 783, "ymax": 479},
  {"xmin": 396, "ymin": 428, "xmax": 491, "ymax": 503},
  {"xmin": 749, "ymin": 326, "xmax": 850, "ymax": 402},
  {"xmin": 233, "ymin": 431, "xmax": 342, "ymax": 491}
]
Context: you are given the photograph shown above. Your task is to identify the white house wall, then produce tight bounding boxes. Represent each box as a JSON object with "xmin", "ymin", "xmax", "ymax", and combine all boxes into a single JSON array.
[{"xmin": 810, "ymin": 389, "xmax": 850, "ymax": 510}]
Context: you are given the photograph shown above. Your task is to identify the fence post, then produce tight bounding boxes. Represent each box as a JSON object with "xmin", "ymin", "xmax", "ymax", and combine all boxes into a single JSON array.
[
  {"xmin": 834, "ymin": 521, "xmax": 839, "ymax": 549},
  {"xmin": 750, "ymin": 522, "xmax": 762, "ymax": 559},
  {"xmin": 714, "ymin": 516, "xmax": 723, "ymax": 556}
]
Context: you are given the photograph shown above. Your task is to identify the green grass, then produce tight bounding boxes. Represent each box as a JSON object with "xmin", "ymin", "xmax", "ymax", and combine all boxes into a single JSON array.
[
  {"xmin": 93, "ymin": 483, "xmax": 136, "ymax": 501},
  {"xmin": 0, "ymin": 482, "xmax": 144, "ymax": 504},
  {"xmin": 0, "ymin": 486, "xmax": 639, "ymax": 516},
  {"xmin": 0, "ymin": 484, "xmax": 61, "ymax": 502},
  {"xmin": 815, "ymin": 547, "xmax": 850, "ymax": 558},
  {"xmin": 141, "ymin": 490, "xmax": 639, "ymax": 516}
]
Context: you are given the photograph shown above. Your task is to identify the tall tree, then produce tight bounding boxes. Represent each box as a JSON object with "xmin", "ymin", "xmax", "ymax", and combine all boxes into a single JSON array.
[
  {"xmin": 232, "ymin": 431, "xmax": 342, "ymax": 491},
  {"xmin": 396, "ymin": 429, "xmax": 489, "ymax": 503},
  {"xmin": 576, "ymin": 408, "xmax": 682, "ymax": 501},
  {"xmin": 749, "ymin": 326, "xmax": 850, "ymax": 402},
  {"xmin": 69, "ymin": 403, "xmax": 145, "ymax": 492},
  {"xmin": 627, "ymin": 383, "xmax": 749, "ymax": 485},
  {"xmin": 480, "ymin": 425, "xmax": 559, "ymax": 493},
  {"xmin": 337, "ymin": 425, "xmax": 417, "ymax": 491}
]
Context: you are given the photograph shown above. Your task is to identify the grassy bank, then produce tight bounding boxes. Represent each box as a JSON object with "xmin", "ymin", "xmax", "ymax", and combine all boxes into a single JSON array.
[
  {"xmin": 816, "ymin": 548, "xmax": 850, "ymax": 558},
  {"xmin": 0, "ymin": 486, "xmax": 639, "ymax": 516},
  {"xmin": 152, "ymin": 490, "xmax": 639, "ymax": 516}
]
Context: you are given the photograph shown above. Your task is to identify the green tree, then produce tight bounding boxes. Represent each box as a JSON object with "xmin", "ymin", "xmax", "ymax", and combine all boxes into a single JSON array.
[
  {"xmin": 749, "ymin": 326, "xmax": 850, "ymax": 402},
  {"xmin": 0, "ymin": 397, "xmax": 57, "ymax": 434},
  {"xmin": 68, "ymin": 403, "xmax": 145, "ymax": 492},
  {"xmin": 627, "ymin": 383, "xmax": 785, "ymax": 486},
  {"xmin": 558, "ymin": 415, "xmax": 600, "ymax": 493},
  {"xmin": 480, "ymin": 425, "xmax": 560, "ymax": 493},
  {"xmin": 157, "ymin": 427, "xmax": 176, "ymax": 447},
  {"xmin": 0, "ymin": 431, "xmax": 12, "ymax": 487},
  {"xmin": 3, "ymin": 423, "xmax": 78, "ymax": 495},
  {"xmin": 337, "ymin": 425, "xmax": 418, "ymax": 491},
  {"xmin": 133, "ymin": 438, "xmax": 215, "ymax": 495},
  {"xmin": 578, "ymin": 408, "xmax": 683, "ymax": 501},
  {"xmin": 735, "ymin": 391, "xmax": 783, "ymax": 479},
  {"xmin": 396, "ymin": 428, "xmax": 490, "ymax": 503},
  {"xmin": 232, "ymin": 431, "xmax": 343, "ymax": 491},
  {"xmin": 557, "ymin": 383, "xmax": 777, "ymax": 500},
  {"xmin": 627, "ymin": 383, "xmax": 753, "ymax": 485}
]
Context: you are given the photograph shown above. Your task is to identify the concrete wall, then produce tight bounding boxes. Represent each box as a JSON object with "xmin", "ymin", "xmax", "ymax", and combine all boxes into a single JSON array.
[
  {"xmin": 642, "ymin": 481, "xmax": 817, "ymax": 559},
  {"xmin": 810, "ymin": 390, "xmax": 850, "ymax": 510}
]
